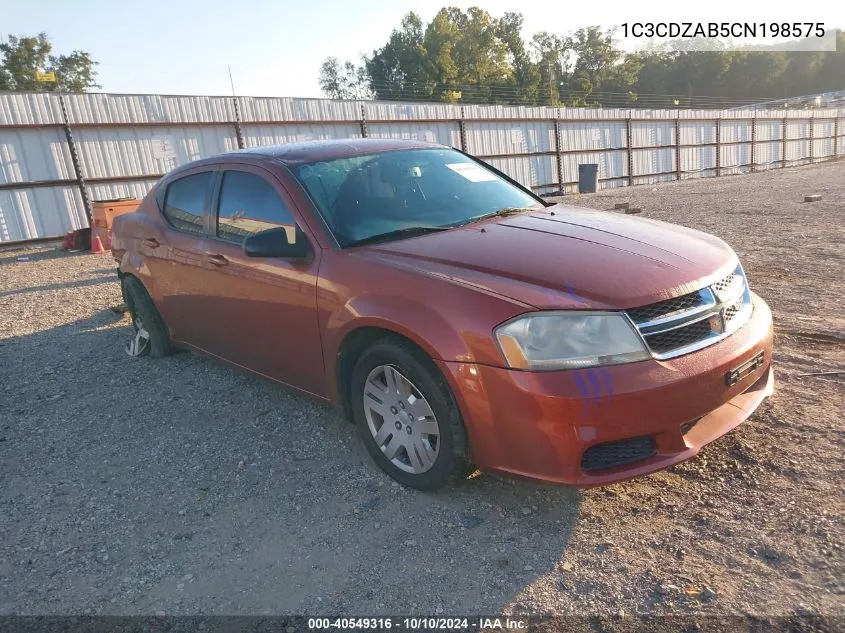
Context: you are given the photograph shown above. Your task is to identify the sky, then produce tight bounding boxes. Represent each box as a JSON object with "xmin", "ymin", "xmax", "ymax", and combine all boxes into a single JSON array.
[{"xmin": 0, "ymin": 0, "xmax": 841, "ymax": 98}]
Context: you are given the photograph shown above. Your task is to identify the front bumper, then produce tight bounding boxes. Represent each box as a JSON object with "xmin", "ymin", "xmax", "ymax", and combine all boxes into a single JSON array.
[{"xmin": 437, "ymin": 292, "xmax": 774, "ymax": 486}]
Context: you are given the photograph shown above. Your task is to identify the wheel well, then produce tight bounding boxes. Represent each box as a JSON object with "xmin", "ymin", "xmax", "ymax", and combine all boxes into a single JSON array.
[
  {"xmin": 118, "ymin": 270, "xmax": 132, "ymax": 303},
  {"xmin": 118, "ymin": 271, "xmax": 142, "ymax": 305},
  {"xmin": 336, "ymin": 327, "xmax": 433, "ymax": 423}
]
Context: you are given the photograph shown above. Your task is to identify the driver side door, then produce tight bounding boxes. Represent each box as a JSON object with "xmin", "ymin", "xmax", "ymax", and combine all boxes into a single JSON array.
[{"xmin": 192, "ymin": 164, "xmax": 325, "ymax": 397}]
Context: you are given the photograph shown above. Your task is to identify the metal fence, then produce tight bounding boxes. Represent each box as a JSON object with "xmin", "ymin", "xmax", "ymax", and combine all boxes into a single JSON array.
[{"xmin": 1, "ymin": 91, "xmax": 843, "ymax": 244}]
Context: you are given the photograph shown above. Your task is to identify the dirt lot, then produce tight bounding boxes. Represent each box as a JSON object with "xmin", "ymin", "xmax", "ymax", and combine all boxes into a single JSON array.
[{"xmin": 0, "ymin": 161, "xmax": 843, "ymax": 618}]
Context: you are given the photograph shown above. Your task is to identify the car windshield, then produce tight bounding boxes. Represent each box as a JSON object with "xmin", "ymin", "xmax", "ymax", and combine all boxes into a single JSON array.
[{"xmin": 291, "ymin": 148, "xmax": 542, "ymax": 246}]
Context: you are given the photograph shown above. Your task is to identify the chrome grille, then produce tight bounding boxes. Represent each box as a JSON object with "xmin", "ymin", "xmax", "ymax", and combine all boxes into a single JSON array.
[
  {"xmin": 627, "ymin": 292, "xmax": 706, "ymax": 324},
  {"xmin": 723, "ymin": 297, "xmax": 746, "ymax": 324},
  {"xmin": 643, "ymin": 319, "xmax": 715, "ymax": 354},
  {"xmin": 711, "ymin": 272, "xmax": 736, "ymax": 294},
  {"xmin": 625, "ymin": 266, "xmax": 753, "ymax": 359}
]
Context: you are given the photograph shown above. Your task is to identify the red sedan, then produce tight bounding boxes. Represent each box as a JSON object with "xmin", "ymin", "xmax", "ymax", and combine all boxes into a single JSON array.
[{"xmin": 111, "ymin": 139, "xmax": 774, "ymax": 490}]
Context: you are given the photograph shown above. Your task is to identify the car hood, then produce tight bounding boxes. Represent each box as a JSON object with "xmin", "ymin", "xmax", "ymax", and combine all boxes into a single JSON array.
[{"xmin": 357, "ymin": 205, "xmax": 738, "ymax": 310}]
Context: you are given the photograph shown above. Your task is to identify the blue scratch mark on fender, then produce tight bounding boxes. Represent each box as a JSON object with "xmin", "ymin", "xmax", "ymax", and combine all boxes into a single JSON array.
[
  {"xmin": 598, "ymin": 367, "xmax": 614, "ymax": 400},
  {"xmin": 573, "ymin": 370, "xmax": 589, "ymax": 399},
  {"xmin": 586, "ymin": 368, "xmax": 603, "ymax": 410},
  {"xmin": 573, "ymin": 366, "xmax": 616, "ymax": 419},
  {"xmin": 564, "ymin": 281, "xmax": 588, "ymax": 307},
  {"xmin": 573, "ymin": 370, "xmax": 591, "ymax": 418},
  {"xmin": 536, "ymin": 279, "xmax": 589, "ymax": 307}
]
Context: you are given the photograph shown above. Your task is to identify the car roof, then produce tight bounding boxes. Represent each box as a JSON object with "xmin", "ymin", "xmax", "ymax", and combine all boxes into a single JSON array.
[
  {"xmin": 153, "ymin": 138, "xmax": 547, "ymax": 209},
  {"xmin": 176, "ymin": 138, "xmax": 450, "ymax": 175},
  {"xmin": 241, "ymin": 138, "xmax": 444, "ymax": 162}
]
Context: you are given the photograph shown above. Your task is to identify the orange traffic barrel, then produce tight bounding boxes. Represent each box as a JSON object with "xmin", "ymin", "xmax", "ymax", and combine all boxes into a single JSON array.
[{"xmin": 91, "ymin": 198, "xmax": 140, "ymax": 251}]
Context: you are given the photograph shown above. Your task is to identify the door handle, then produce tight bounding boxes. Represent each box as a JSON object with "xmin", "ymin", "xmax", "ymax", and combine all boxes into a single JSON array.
[
  {"xmin": 206, "ymin": 254, "xmax": 229, "ymax": 266},
  {"xmin": 142, "ymin": 237, "xmax": 160, "ymax": 249}
]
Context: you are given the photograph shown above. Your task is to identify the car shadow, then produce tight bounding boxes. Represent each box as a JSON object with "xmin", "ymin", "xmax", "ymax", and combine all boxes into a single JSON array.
[
  {"xmin": 0, "ymin": 275, "xmax": 115, "ymax": 298},
  {"xmin": 0, "ymin": 310, "xmax": 580, "ymax": 616},
  {"xmin": 0, "ymin": 245, "xmax": 77, "ymax": 265}
]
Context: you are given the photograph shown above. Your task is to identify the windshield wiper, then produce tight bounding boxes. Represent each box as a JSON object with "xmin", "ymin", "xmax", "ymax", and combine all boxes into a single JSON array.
[
  {"xmin": 345, "ymin": 226, "xmax": 449, "ymax": 247},
  {"xmin": 453, "ymin": 206, "xmax": 536, "ymax": 227}
]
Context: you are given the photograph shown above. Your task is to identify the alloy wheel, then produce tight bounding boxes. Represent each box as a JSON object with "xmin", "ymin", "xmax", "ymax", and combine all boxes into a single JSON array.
[{"xmin": 125, "ymin": 313, "xmax": 151, "ymax": 357}]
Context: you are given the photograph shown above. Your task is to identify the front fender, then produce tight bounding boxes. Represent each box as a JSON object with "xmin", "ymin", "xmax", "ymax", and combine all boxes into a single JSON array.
[
  {"xmin": 321, "ymin": 292, "xmax": 478, "ymax": 405},
  {"xmin": 334, "ymin": 293, "xmax": 471, "ymax": 360}
]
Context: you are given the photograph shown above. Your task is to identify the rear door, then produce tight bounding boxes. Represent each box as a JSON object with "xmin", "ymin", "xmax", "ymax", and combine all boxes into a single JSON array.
[
  {"xmin": 192, "ymin": 165, "xmax": 325, "ymax": 396},
  {"xmin": 143, "ymin": 167, "xmax": 217, "ymax": 343}
]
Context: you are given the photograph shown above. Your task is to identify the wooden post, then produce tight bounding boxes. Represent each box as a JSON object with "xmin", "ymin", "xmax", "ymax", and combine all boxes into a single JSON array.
[
  {"xmin": 674, "ymin": 117, "xmax": 681, "ymax": 181},
  {"xmin": 553, "ymin": 116, "xmax": 564, "ymax": 194},
  {"xmin": 750, "ymin": 115, "xmax": 756, "ymax": 173},
  {"xmin": 809, "ymin": 114, "xmax": 814, "ymax": 164},
  {"xmin": 359, "ymin": 104, "xmax": 368, "ymax": 138},
  {"xmin": 458, "ymin": 106, "xmax": 467, "ymax": 152},
  {"xmin": 781, "ymin": 117, "xmax": 788, "ymax": 168},
  {"xmin": 58, "ymin": 94, "xmax": 92, "ymax": 226},
  {"xmin": 835, "ymin": 116, "xmax": 840, "ymax": 159},
  {"xmin": 715, "ymin": 117, "xmax": 721, "ymax": 177},
  {"xmin": 232, "ymin": 97, "xmax": 245, "ymax": 149},
  {"xmin": 626, "ymin": 117, "xmax": 633, "ymax": 187}
]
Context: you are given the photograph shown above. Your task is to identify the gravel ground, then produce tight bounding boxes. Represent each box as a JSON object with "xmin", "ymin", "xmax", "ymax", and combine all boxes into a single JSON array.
[{"xmin": 0, "ymin": 161, "xmax": 843, "ymax": 617}]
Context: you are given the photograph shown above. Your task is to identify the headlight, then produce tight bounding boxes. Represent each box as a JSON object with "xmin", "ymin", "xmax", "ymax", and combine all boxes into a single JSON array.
[{"xmin": 494, "ymin": 312, "xmax": 650, "ymax": 371}]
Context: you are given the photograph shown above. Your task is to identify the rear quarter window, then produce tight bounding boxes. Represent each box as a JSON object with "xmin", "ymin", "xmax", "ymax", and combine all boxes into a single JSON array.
[{"xmin": 162, "ymin": 172, "xmax": 214, "ymax": 234}]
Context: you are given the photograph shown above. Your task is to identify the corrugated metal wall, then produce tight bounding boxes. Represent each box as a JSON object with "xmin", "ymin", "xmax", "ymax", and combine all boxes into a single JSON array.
[{"xmin": 1, "ymin": 91, "xmax": 843, "ymax": 243}]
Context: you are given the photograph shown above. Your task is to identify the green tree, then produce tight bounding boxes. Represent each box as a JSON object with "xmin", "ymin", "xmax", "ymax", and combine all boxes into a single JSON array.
[
  {"xmin": 630, "ymin": 50, "xmax": 675, "ymax": 99},
  {"xmin": 666, "ymin": 51, "xmax": 734, "ymax": 105},
  {"xmin": 530, "ymin": 32, "xmax": 570, "ymax": 105},
  {"xmin": 814, "ymin": 31, "xmax": 845, "ymax": 94},
  {"xmin": 359, "ymin": 8, "xmax": 537, "ymax": 105},
  {"xmin": 496, "ymin": 12, "xmax": 540, "ymax": 105},
  {"xmin": 778, "ymin": 52, "xmax": 825, "ymax": 98},
  {"xmin": 0, "ymin": 32, "xmax": 100, "ymax": 92},
  {"xmin": 722, "ymin": 52, "xmax": 788, "ymax": 101},
  {"xmin": 563, "ymin": 27, "xmax": 622, "ymax": 105},
  {"xmin": 423, "ymin": 7, "xmax": 514, "ymax": 103},
  {"xmin": 318, "ymin": 57, "xmax": 371, "ymax": 100},
  {"xmin": 365, "ymin": 12, "xmax": 431, "ymax": 101}
]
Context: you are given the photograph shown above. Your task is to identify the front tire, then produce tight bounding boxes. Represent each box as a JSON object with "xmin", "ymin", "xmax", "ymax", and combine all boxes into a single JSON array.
[{"xmin": 350, "ymin": 338, "xmax": 470, "ymax": 490}]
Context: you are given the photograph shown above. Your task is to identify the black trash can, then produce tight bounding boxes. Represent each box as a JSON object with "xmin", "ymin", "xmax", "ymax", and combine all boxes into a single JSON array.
[{"xmin": 578, "ymin": 163, "xmax": 599, "ymax": 193}]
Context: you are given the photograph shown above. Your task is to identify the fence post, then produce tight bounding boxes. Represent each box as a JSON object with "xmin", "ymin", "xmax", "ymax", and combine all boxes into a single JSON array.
[
  {"xmin": 781, "ymin": 117, "xmax": 788, "ymax": 169},
  {"xmin": 232, "ymin": 97, "xmax": 245, "ymax": 149},
  {"xmin": 715, "ymin": 116, "xmax": 721, "ymax": 177},
  {"xmin": 809, "ymin": 113, "xmax": 814, "ymax": 164},
  {"xmin": 58, "ymin": 94, "xmax": 92, "ymax": 227},
  {"xmin": 674, "ymin": 117, "xmax": 681, "ymax": 181},
  {"xmin": 553, "ymin": 115, "xmax": 564, "ymax": 194},
  {"xmin": 750, "ymin": 114, "xmax": 757, "ymax": 173},
  {"xmin": 625, "ymin": 117, "xmax": 633, "ymax": 187},
  {"xmin": 360, "ymin": 104, "xmax": 368, "ymax": 138},
  {"xmin": 835, "ymin": 116, "xmax": 840, "ymax": 158},
  {"xmin": 458, "ymin": 106, "xmax": 467, "ymax": 152}
]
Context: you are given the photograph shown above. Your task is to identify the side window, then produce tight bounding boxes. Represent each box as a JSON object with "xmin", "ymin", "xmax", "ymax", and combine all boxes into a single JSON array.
[
  {"xmin": 217, "ymin": 171, "xmax": 297, "ymax": 243},
  {"xmin": 162, "ymin": 172, "xmax": 214, "ymax": 234}
]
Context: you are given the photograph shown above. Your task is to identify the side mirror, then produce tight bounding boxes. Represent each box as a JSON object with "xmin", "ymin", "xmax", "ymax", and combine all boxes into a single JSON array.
[{"xmin": 243, "ymin": 225, "xmax": 312, "ymax": 260}]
